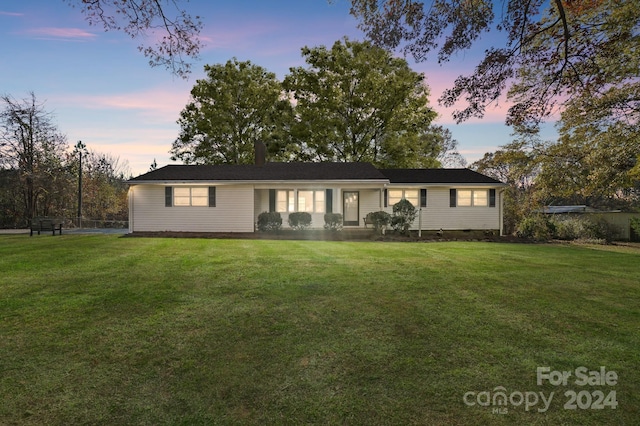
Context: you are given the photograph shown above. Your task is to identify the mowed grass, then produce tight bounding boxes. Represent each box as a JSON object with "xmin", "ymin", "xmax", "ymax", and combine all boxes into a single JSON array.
[{"xmin": 1, "ymin": 235, "xmax": 639, "ymax": 425}]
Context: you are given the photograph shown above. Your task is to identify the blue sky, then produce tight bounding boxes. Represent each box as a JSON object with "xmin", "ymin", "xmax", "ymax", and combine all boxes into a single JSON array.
[{"xmin": 0, "ymin": 0, "xmax": 557, "ymax": 176}]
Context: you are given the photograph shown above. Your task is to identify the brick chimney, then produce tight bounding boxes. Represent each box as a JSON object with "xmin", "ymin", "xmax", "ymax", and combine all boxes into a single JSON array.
[{"xmin": 254, "ymin": 141, "xmax": 266, "ymax": 166}]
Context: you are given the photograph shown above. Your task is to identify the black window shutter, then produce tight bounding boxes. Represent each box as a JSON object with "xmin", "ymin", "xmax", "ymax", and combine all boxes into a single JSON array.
[
  {"xmin": 420, "ymin": 188, "xmax": 427, "ymax": 207},
  {"xmin": 325, "ymin": 189, "xmax": 333, "ymax": 213},
  {"xmin": 269, "ymin": 189, "xmax": 276, "ymax": 212},
  {"xmin": 384, "ymin": 189, "xmax": 388, "ymax": 208},
  {"xmin": 165, "ymin": 186, "xmax": 172, "ymax": 207},
  {"xmin": 489, "ymin": 189, "xmax": 496, "ymax": 207},
  {"xmin": 209, "ymin": 186, "xmax": 216, "ymax": 207},
  {"xmin": 450, "ymin": 189, "xmax": 457, "ymax": 207}
]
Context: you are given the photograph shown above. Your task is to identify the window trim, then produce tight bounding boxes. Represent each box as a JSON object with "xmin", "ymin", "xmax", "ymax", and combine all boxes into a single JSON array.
[
  {"xmin": 167, "ymin": 186, "xmax": 215, "ymax": 207},
  {"xmin": 387, "ymin": 188, "xmax": 420, "ymax": 207},
  {"xmin": 276, "ymin": 189, "xmax": 326, "ymax": 213},
  {"xmin": 453, "ymin": 189, "xmax": 490, "ymax": 207},
  {"xmin": 276, "ymin": 190, "xmax": 295, "ymax": 213},
  {"xmin": 297, "ymin": 189, "xmax": 326, "ymax": 213}
]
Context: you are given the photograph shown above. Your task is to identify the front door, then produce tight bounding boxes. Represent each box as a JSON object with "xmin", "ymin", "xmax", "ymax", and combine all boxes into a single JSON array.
[{"xmin": 343, "ymin": 191, "xmax": 359, "ymax": 226}]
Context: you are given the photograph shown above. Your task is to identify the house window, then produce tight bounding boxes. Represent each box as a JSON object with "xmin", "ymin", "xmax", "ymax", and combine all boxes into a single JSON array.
[
  {"xmin": 457, "ymin": 189, "xmax": 488, "ymax": 207},
  {"xmin": 457, "ymin": 190, "xmax": 472, "ymax": 207},
  {"xmin": 298, "ymin": 190, "xmax": 325, "ymax": 213},
  {"xmin": 388, "ymin": 189, "xmax": 419, "ymax": 207},
  {"xmin": 172, "ymin": 187, "xmax": 212, "ymax": 207},
  {"xmin": 277, "ymin": 190, "xmax": 326, "ymax": 213},
  {"xmin": 276, "ymin": 190, "xmax": 295, "ymax": 212},
  {"xmin": 473, "ymin": 190, "xmax": 488, "ymax": 207}
]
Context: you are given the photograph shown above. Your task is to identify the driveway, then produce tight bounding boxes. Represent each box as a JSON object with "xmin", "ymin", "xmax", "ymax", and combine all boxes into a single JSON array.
[{"xmin": 0, "ymin": 228, "xmax": 128, "ymax": 235}]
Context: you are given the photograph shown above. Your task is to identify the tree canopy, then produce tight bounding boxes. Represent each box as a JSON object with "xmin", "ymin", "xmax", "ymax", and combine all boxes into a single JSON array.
[
  {"xmin": 0, "ymin": 93, "xmax": 68, "ymax": 220},
  {"xmin": 173, "ymin": 39, "xmax": 460, "ymax": 167},
  {"xmin": 170, "ymin": 59, "xmax": 294, "ymax": 165},
  {"xmin": 284, "ymin": 38, "xmax": 445, "ymax": 167},
  {"xmin": 0, "ymin": 92, "xmax": 130, "ymax": 226},
  {"xmin": 350, "ymin": 0, "xmax": 640, "ymax": 129}
]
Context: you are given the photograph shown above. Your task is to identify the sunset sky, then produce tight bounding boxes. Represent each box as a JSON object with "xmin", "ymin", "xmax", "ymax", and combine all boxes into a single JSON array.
[{"xmin": 0, "ymin": 0, "xmax": 557, "ymax": 176}]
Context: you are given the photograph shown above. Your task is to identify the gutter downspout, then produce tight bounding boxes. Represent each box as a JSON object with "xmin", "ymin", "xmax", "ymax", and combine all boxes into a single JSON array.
[
  {"xmin": 128, "ymin": 186, "xmax": 134, "ymax": 233},
  {"xmin": 499, "ymin": 188, "xmax": 505, "ymax": 236}
]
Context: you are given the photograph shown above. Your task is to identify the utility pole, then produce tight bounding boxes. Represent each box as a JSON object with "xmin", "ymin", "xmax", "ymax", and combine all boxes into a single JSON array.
[{"xmin": 76, "ymin": 140, "xmax": 85, "ymax": 228}]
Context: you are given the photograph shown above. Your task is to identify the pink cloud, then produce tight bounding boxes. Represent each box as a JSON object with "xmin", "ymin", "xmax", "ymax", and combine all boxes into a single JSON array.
[
  {"xmin": 55, "ymin": 88, "xmax": 191, "ymax": 122},
  {"xmin": 420, "ymin": 68, "xmax": 513, "ymax": 124},
  {"xmin": 201, "ymin": 24, "xmax": 277, "ymax": 50},
  {"xmin": 0, "ymin": 11, "xmax": 24, "ymax": 16},
  {"xmin": 24, "ymin": 27, "xmax": 96, "ymax": 40}
]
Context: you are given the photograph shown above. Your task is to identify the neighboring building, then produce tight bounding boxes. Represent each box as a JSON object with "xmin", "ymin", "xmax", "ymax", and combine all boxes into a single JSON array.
[
  {"xmin": 127, "ymin": 157, "xmax": 507, "ymax": 235},
  {"xmin": 539, "ymin": 205, "xmax": 640, "ymax": 241}
]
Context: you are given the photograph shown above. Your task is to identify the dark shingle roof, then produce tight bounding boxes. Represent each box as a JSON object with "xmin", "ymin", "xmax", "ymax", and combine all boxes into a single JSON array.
[
  {"xmin": 380, "ymin": 168, "xmax": 504, "ymax": 185},
  {"xmin": 129, "ymin": 164, "xmax": 504, "ymax": 185},
  {"xmin": 129, "ymin": 162, "xmax": 387, "ymax": 182}
]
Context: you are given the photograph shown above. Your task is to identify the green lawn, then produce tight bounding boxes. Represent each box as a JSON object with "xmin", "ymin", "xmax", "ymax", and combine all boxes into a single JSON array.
[{"xmin": 1, "ymin": 235, "xmax": 639, "ymax": 425}]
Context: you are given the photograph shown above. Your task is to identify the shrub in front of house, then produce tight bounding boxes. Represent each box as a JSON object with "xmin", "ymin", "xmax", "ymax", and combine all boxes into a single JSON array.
[
  {"xmin": 257, "ymin": 211, "xmax": 282, "ymax": 232},
  {"xmin": 324, "ymin": 213, "xmax": 343, "ymax": 231},
  {"xmin": 288, "ymin": 212, "xmax": 312, "ymax": 230},
  {"xmin": 366, "ymin": 211, "xmax": 391, "ymax": 234},
  {"xmin": 391, "ymin": 199, "xmax": 417, "ymax": 235}
]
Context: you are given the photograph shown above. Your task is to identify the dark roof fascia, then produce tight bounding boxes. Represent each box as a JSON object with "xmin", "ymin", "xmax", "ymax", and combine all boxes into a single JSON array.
[
  {"xmin": 127, "ymin": 164, "xmax": 506, "ymax": 186},
  {"xmin": 380, "ymin": 168, "xmax": 506, "ymax": 186},
  {"xmin": 129, "ymin": 178, "xmax": 389, "ymax": 185},
  {"xmin": 387, "ymin": 182, "xmax": 507, "ymax": 187},
  {"xmin": 127, "ymin": 163, "xmax": 388, "ymax": 184}
]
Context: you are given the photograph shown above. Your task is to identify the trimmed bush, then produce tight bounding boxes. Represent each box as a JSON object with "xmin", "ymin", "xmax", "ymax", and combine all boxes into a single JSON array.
[
  {"xmin": 366, "ymin": 211, "xmax": 391, "ymax": 234},
  {"xmin": 324, "ymin": 213, "xmax": 343, "ymax": 231},
  {"xmin": 257, "ymin": 211, "xmax": 282, "ymax": 232},
  {"xmin": 288, "ymin": 212, "xmax": 312, "ymax": 230},
  {"xmin": 391, "ymin": 199, "xmax": 417, "ymax": 235}
]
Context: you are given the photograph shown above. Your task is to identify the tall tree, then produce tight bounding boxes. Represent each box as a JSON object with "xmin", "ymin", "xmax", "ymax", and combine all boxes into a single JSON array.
[
  {"xmin": 64, "ymin": 0, "xmax": 203, "ymax": 78},
  {"xmin": 80, "ymin": 151, "xmax": 131, "ymax": 221},
  {"xmin": 283, "ymin": 38, "xmax": 448, "ymax": 167},
  {"xmin": 170, "ymin": 59, "xmax": 294, "ymax": 164},
  {"xmin": 0, "ymin": 93, "xmax": 68, "ymax": 221},
  {"xmin": 0, "ymin": 168, "xmax": 22, "ymax": 227},
  {"xmin": 472, "ymin": 139, "xmax": 539, "ymax": 234},
  {"xmin": 534, "ymin": 129, "xmax": 640, "ymax": 209},
  {"xmin": 349, "ymin": 0, "xmax": 640, "ymax": 130}
]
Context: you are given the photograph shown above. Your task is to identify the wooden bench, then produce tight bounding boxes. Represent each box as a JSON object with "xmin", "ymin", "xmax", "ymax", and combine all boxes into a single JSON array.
[
  {"xmin": 30, "ymin": 219, "xmax": 63, "ymax": 236},
  {"xmin": 363, "ymin": 214, "xmax": 374, "ymax": 228}
]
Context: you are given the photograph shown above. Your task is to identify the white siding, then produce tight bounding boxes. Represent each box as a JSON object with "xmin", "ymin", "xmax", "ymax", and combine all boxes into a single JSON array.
[
  {"xmin": 130, "ymin": 183, "xmax": 502, "ymax": 233},
  {"xmin": 358, "ymin": 189, "xmax": 383, "ymax": 225},
  {"xmin": 253, "ymin": 187, "xmax": 384, "ymax": 228},
  {"xmin": 254, "ymin": 188, "xmax": 333, "ymax": 229},
  {"xmin": 130, "ymin": 184, "xmax": 254, "ymax": 232},
  {"xmin": 384, "ymin": 187, "xmax": 500, "ymax": 231}
]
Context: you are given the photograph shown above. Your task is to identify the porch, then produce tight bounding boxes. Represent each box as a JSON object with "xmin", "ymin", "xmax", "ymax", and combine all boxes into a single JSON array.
[{"xmin": 253, "ymin": 187, "xmax": 384, "ymax": 230}]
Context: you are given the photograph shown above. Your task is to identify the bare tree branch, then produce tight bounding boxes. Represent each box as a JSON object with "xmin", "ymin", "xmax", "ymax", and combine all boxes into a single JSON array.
[{"xmin": 64, "ymin": 0, "xmax": 203, "ymax": 78}]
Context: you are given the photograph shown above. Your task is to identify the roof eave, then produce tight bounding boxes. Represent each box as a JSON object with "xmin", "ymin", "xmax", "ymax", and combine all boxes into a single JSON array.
[
  {"xmin": 128, "ymin": 179, "xmax": 390, "ymax": 185},
  {"xmin": 387, "ymin": 182, "xmax": 507, "ymax": 186}
]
